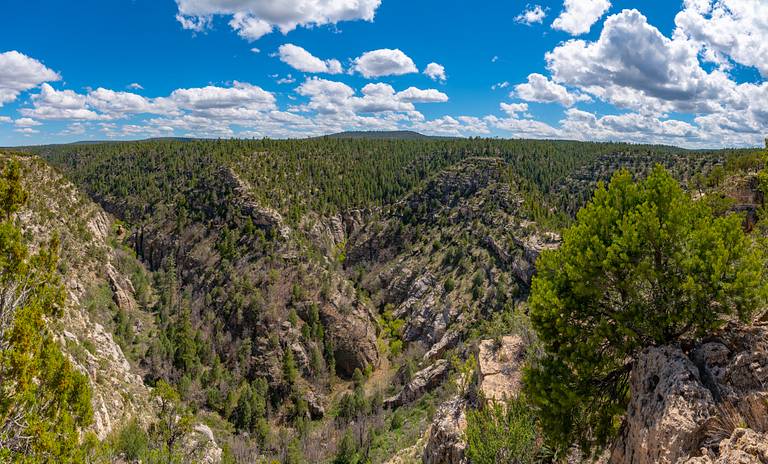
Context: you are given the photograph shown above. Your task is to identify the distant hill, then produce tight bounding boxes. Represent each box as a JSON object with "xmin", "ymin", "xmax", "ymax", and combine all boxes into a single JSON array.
[{"xmin": 321, "ymin": 130, "xmax": 456, "ymax": 140}]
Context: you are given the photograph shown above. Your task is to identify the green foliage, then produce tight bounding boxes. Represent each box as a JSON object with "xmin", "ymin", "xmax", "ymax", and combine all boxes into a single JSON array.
[
  {"xmin": 334, "ymin": 429, "xmax": 362, "ymax": 464},
  {"xmin": 465, "ymin": 396, "xmax": 540, "ymax": 464},
  {"xmin": 525, "ymin": 166, "xmax": 767, "ymax": 453},
  {"xmin": 149, "ymin": 381, "xmax": 195, "ymax": 463},
  {"xmin": 0, "ymin": 159, "xmax": 93, "ymax": 461},
  {"xmin": 113, "ymin": 419, "xmax": 150, "ymax": 461}
]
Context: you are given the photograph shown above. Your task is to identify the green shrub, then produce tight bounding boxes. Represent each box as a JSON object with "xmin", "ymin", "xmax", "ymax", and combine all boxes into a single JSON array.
[
  {"xmin": 525, "ymin": 166, "xmax": 767, "ymax": 454},
  {"xmin": 465, "ymin": 396, "xmax": 539, "ymax": 464}
]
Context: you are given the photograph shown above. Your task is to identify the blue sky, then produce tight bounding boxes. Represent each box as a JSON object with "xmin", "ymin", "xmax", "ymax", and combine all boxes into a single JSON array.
[{"xmin": 0, "ymin": 0, "xmax": 766, "ymax": 147}]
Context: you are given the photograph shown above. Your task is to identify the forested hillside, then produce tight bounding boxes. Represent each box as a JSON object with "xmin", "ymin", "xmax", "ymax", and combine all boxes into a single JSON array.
[{"xmin": 1, "ymin": 137, "xmax": 761, "ymax": 463}]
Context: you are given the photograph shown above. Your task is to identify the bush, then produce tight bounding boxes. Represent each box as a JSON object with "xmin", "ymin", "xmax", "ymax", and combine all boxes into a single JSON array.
[
  {"xmin": 525, "ymin": 166, "xmax": 767, "ymax": 454},
  {"xmin": 465, "ymin": 396, "xmax": 539, "ymax": 464},
  {"xmin": 114, "ymin": 419, "xmax": 150, "ymax": 461}
]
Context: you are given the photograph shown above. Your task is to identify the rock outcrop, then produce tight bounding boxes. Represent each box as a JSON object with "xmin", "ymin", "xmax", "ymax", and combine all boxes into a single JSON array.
[
  {"xmin": 477, "ymin": 335, "xmax": 525, "ymax": 402},
  {"xmin": 422, "ymin": 335, "xmax": 526, "ymax": 464},
  {"xmin": 423, "ymin": 398, "xmax": 467, "ymax": 464},
  {"xmin": 610, "ymin": 346, "xmax": 715, "ymax": 464},
  {"xmin": 385, "ymin": 359, "xmax": 450, "ymax": 408},
  {"xmin": 610, "ymin": 325, "xmax": 768, "ymax": 464}
]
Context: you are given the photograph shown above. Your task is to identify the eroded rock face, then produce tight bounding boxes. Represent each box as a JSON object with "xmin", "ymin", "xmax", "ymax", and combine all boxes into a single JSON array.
[
  {"xmin": 684, "ymin": 428, "xmax": 768, "ymax": 464},
  {"xmin": 611, "ymin": 325, "xmax": 768, "ymax": 464},
  {"xmin": 610, "ymin": 346, "xmax": 715, "ymax": 464},
  {"xmin": 422, "ymin": 398, "xmax": 467, "ymax": 464},
  {"xmin": 384, "ymin": 359, "xmax": 449, "ymax": 408},
  {"xmin": 320, "ymin": 278, "xmax": 379, "ymax": 378},
  {"xmin": 423, "ymin": 335, "xmax": 527, "ymax": 464},
  {"xmin": 477, "ymin": 335, "xmax": 525, "ymax": 402}
]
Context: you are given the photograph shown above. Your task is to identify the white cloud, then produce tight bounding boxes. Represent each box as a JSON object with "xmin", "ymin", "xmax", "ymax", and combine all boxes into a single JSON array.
[
  {"xmin": 546, "ymin": 9, "xmax": 731, "ymax": 114},
  {"xmin": 516, "ymin": 5, "xmax": 547, "ymax": 25},
  {"xmin": 22, "ymin": 84, "xmax": 103, "ymax": 120},
  {"xmin": 175, "ymin": 13, "xmax": 210, "ymax": 32},
  {"xmin": 14, "ymin": 127, "xmax": 39, "ymax": 135},
  {"xmin": 277, "ymin": 44, "xmax": 342, "ymax": 74},
  {"xmin": 0, "ymin": 116, "xmax": 11, "ymax": 123},
  {"xmin": 492, "ymin": 81, "xmax": 510, "ymax": 91},
  {"xmin": 127, "ymin": 83, "xmax": 144, "ymax": 90},
  {"xmin": 552, "ymin": 0, "xmax": 611, "ymax": 35},
  {"xmin": 515, "ymin": 73, "xmax": 590, "ymax": 107},
  {"xmin": 175, "ymin": 0, "xmax": 381, "ymax": 40},
  {"xmin": 14, "ymin": 117, "xmax": 41, "ymax": 127},
  {"xmin": 411, "ymin": 115, "xmax": 490, "ymax": 136},
  {"xmin": 500, "ymin": 102, "xmax": 529, "ymax": 116},
  {"xmin": 251, "ymin": 47, "xmax": 261, "ymax": 54},
  {"xmin": 674, "ymin": 0, "xmax": 768, "ymax": 77},
  {"xmin": 352, "ymin": 49, "xmax": 418, "ymax": 78},
  {"xmin": 423, "ymin": 62, "xmax": 446, "ymax": 82},
  {"xmin": 87, "ymin": 88, "xmax": 175, "ymax": 115},
  {"xmin": 229, "ymin": 13, "xmax": 273, "ymax": 41},
  {"xmin": 396, "ymin": 87, "xmax": 448, "ymax": 103},
  {"xmin": 292, "ymin": 77, "xmax": 450, "ymax": 135},
  {"xmin": 0, "ymin": 51, "xmax": 61, "ymax": 107},
  {"xmin": 276, "ymin": 74, "xmax": 296, "ymax": 84}
]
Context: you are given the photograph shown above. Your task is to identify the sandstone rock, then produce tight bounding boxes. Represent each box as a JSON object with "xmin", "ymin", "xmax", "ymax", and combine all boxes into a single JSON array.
[
  {"xmin": 476, "ymin": 335, "xmax": 525, "ymax": 402},
  {"xmin": 422, "ymin": 397, "xmax": 467, "ymax": 464},
  {"xmin": 385, "ymin": 360, "xmax": 449, "ymax": 408},
  {"xmin": 610, "ymin": 346, "xmax": 715, "ymax": 464}
]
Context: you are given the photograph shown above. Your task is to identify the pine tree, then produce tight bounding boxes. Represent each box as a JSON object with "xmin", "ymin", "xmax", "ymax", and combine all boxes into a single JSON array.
[{"xmin": 525, "ymin": 166, "xmax": 767, "ymax": 454}]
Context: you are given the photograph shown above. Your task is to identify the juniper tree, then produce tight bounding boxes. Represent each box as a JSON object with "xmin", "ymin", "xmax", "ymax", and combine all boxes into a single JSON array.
[
  {"xmin": 525, "ymin": 165, "xmax": 767, "ymax": 454},
  {"xmin": 0, "ymin": 159, "xmax": 93, "ymax": 461}
]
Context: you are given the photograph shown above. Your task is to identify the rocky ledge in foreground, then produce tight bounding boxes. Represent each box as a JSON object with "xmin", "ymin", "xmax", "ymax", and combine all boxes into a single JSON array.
[{"xmin": 611, "ymin": 323, "xmax": 768, "ymax": 464}]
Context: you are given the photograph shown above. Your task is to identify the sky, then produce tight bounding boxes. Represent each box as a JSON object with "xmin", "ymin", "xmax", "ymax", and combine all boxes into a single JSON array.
[{"xmin": 0, "ymin": 0, "xmax": 766, "ymax": 148}]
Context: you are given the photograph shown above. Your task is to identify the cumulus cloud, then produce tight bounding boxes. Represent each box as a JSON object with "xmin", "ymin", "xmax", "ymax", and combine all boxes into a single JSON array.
[
  {"xmin": 229, "ymin": 13, "xmax": 273, "ymax": 41},
  {"xmin": 516, "ymin": 5, "xmax": 547, "ymax": 25},
  {"xmin": 0, "ymin": 51, "xmax": 60, "ymax": 107},
  {"xmin": 396, "ymin": 87, "xmax": 448, "ymax": 103},
  {"xmin": 127, "ymin": 83, "xmax": 144, "ymax": 90},
  {"xmin": 552, "ymin": 0, "xmax": 611, "ymax": 35},
  {"xmin": 411, "ymin": 116, "xmax": 490, "ymax": 136},
  {"xmin": 500, "ymin": 102, "xmax": 529, "ymax": 116},
  {"xmin": 674, "ymin": 0, "xmax": 768, "ymax": 77},
  {"xmin": 22, "ymin": 84, "xmax": 103, "ymax": 120},
  {"xmin": 296, "ymin": 78, "xmax": 447, "ymax": 118},
  {"xmin": 423, "ymin": 62, "xmax": 446, "ymax": 81},
  {"xmin": 515, "ymin": 73, "xmax": 590, "ymax": 107},
  {"xmin": 277, "ymin": 44, "xmax": 342, "ymax": 74},
  {"xmin": 559, "ymin": 108, "xmax": 703, "ymax": 145},
  {"xmin": 352, "ymin": 49, "xmax": 418, "ymax": 78},
  {"xmin": 14, "ymin": 117, "xmax": 41, "ymax": 127},
  {"xmin": 175, "ymin": 0, "xmax": 381, "ymax": 40},
  {"xmin": 547, "ymin": 10, "xmax": 728, "ymax": 114}
]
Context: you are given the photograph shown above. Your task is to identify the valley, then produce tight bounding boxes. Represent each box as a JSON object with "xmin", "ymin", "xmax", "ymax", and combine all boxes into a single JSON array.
[{"xmin": 1, "ymin": 136, "xmax": 765, "ymax": 463}]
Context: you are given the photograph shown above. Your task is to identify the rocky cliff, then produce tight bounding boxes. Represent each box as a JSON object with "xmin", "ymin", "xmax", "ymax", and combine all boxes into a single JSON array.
[{"xmin": 12, "ymin": 155, "xmax": 155, "ymax": 438}]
